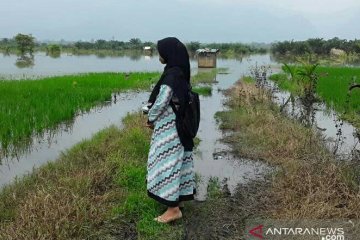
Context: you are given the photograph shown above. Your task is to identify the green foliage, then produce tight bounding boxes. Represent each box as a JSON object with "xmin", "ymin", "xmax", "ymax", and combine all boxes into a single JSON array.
[
  {"xmin": 2, "ymin": 35, "xmax": 270, "ymax": 56},
  {"xmin": 192, "ymin": 86, "xmax": 212, "ymax": 96},
  {"xmin": 0, "ymin": 72, "xmax": 160, "ymax": 156},
  {"xmin": 186, "ymin": 41, "xmax": 201, "ymax": 52},
  {"xmin": 74, "ymin": 38, "xmax": 148, "ymax": 51},
  {"xmin": 47, "ymin": 44, "xmax": 60, "ymax": 53},
  {"xmin": 316, "ymin": 67, "xmax": 360, "ymax": 121},
  {"xmin": 282, "ymin": 63, "xmax": 297, "ymax": 80},
  {"xmin": 271, "ymin": 65, "xmax": 360, "ymax": 127},
  {"xmin": 207, "ymin": 177, "xmax": 222, "ymax": 199},
  {"xmin": 242, "ymin": 76, "xmax": 255, "ymax": 83},
  {"xmin": 272, "ymin": 37, "xmax": 360, "ymax": 55},
  {"xmin": 277, "ymin": 62, "xmax": 319, "ymax": 95},
  {"xmin": 46, "ymin": 44, "xmax": 61, "ymax": 58},
  {"xmin": 269, "ymin": 73, "xmax": 298, "ymax": 93},
  {"xmin": 14, "ymin": 33, "xmax": 35, "ymax": 55},
  {"xmin": 191, "ymin": 69, "xmax": 217, "ymax": 85}
]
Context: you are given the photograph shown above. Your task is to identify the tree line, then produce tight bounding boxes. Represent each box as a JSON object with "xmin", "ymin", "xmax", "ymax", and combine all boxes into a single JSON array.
[
  {"xmin": 3, "ymin": 34, "xmax": 360, "ymax": 57},
  {"xmin": 72, "ymin": 38, "xmax": 155, "ymax": 51},
  {"xmin": 271, "ymin": 38, "xmax": 360, "ymax": 55},
  {"xmin": 0, "ymin": 33, "xmax": 268, "ymax": 56},
  {"xmin": 0, "ymin": 35, "xmax": 156, "ymax": 53}
]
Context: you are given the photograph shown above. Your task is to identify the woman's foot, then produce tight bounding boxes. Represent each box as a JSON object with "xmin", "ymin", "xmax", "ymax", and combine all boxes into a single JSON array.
[{"xmin": 154, "ymin": 207, "xmax": 182, "ymax": 223}]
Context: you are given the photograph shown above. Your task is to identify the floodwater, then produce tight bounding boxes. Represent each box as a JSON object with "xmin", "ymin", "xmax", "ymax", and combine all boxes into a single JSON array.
[
  {"xmin": 0, "ymin": 53, "xmax": 359, "ymax": 199},
  {"xmin": 267, "ymin": 67, "xmax": 359, "ymax": 158},
  {"xmin": 0, "ymin": 92, "xmax": 149, "ymax": 187},
  {"xmin": 0, "ymin": 53, "xmax": 274, "ymax": 197},
  {"xmin": 194, "ymin": 84, "xmax": 270, "ymax": 200},
  {"xmin": 272, "ymin": 87, "xmax": 360, "ymax": 158},
  {"xmin": 0, "ymin": 52, "xmax": 191, "ymax": 79}
]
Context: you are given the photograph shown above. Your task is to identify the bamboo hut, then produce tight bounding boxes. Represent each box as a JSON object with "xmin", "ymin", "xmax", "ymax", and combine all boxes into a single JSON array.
[
  {"xmin": 143, "ymin": 46, "xmax": 153, "ymax": 55},
  {"xmin": 196, "ymin": 48, "xmax": 219, "ymax": 68}
]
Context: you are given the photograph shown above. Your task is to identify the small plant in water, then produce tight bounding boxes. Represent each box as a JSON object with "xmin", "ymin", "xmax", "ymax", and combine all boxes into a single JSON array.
[
  {"xmin": 250, "ymin": 63, "xmax": 274, "ymax": 99},
  {"xmin": 332, "ymin": 112, "xmax": 344, "ymax": 155}
]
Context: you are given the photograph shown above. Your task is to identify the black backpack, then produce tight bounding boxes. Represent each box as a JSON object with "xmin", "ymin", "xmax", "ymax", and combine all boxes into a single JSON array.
[
  {"xmin": 166, "ymin": 67, "xmax": 200, "ymax": 139},
  {"xmin": 182, "ymin": 88, "xmax": 200, "ymax": 138}
]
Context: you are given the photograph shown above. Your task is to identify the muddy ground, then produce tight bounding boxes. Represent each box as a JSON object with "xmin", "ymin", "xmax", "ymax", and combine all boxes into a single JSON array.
[{"xmin": 183, "ymin": 178, "xmax": 272, "ymax": 240}]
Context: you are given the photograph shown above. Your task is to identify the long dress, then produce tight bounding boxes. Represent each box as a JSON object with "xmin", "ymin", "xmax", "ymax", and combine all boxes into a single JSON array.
[{"xmin": 147, "ymin": 84, "xmax": 195, "ymax": 207}]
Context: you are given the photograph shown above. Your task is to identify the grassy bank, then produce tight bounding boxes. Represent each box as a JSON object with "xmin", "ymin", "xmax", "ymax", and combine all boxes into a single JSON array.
[
  {"xmin": 270, "ymin": 66, "xmax": 360, "ymax": 127},
  {"xmin": 217, "ymin": 79, "xmax": 360, "ymax": 220},
  {"xmin": 0, "ymin": 113, "xmax": 183, "ymax": 239},
  {"xmin": 192, "ymin": 86, "xmax": 212, "ymax": 96},
  {"xmin": 0, "ymin": 72, "xmax": 160, "ymax": 156},
  {"xmin": 0, "ymin": 111, "xmax": 234, "ymax": 239}
]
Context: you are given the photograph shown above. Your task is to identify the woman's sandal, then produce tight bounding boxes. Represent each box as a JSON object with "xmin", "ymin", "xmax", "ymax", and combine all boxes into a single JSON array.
[{"xmin": 154, "ymin": 211, "xmax": 182, "ymax": 223}]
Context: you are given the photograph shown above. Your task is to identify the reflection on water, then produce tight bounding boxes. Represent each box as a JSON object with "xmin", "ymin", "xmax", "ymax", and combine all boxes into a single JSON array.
[
  {"xmin": 0, "ymin": 52, "xmax": 183, "ymax": 79},
  {"xmin": 0, "ymin": 52, "xmax": 265, "ymax": 79},
  {"xmin": 194, "ymin": 86, "xmax": 271, "ymax": 200},
  {"xmin": 0, "ymin": 92, "xmax": 149, "ymax": 187},
  {"xmin": 277, "ymin": 92, "xmax": 360, "ymax": 159},
  {"xmin": 46, "ymin": 51, "xmax": 61, "ymax": 59},
  {"xmin": 15, "ymin": 55, "xmax": 35, "ymax": 69}
]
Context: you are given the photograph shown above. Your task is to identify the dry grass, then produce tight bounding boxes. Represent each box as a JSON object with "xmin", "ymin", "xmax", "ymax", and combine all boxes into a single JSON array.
[
  {"xmin": 218, "ymin": 79, "xmax": 360, "ymax": 219},
  {"xmin": 0, "ymin": 124, "xmax": 131, "ymax": 239}
]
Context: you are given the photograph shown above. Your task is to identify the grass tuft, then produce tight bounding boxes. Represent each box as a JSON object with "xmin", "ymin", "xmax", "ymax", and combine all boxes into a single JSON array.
[{"xmin": 192, "ymin": 86, "xmax": 212, "ymax": 96}]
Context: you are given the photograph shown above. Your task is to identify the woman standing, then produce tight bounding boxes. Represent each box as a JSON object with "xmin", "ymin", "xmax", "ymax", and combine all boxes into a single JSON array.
[{"xmin": 146, "ymin": 37, "xmax": 195, "ymax": 223}]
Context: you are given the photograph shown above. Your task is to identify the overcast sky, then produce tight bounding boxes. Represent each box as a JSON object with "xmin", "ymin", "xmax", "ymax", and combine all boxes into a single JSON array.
[{"xmin": 1, "ymin": 0, "xmax": 359, "ymax": 43}]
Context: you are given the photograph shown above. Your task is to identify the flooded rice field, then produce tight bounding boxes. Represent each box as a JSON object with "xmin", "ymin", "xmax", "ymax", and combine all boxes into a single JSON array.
[{"xmin": 1, "ymin": 53, "xmax": 359, "ymax": 199}]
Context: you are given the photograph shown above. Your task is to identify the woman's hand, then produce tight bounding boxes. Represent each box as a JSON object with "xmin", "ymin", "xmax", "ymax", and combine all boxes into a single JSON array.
[{"xmin": 146, "ymin": 121, "xmax": 154, "ymax": 130}]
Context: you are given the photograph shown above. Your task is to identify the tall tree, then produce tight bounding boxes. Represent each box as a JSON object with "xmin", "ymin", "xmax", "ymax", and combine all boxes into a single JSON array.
[
  {"xmin": 14, "ymin": 33, "xmax": 35, "ymax": 55},
  {"xmin": 129, "ymin": 38, "xmax": 142, "ymax": 49}
]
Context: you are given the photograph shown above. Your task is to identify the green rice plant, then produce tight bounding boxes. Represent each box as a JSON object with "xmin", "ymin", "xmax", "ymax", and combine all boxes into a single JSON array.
[
  {"xmin": 316, "ymin": 67, "xmax": 360, "ymax": 113},
  {"xmin": 269, "ymin": 73, "xmax": 298, "ymax": 93},
  {"xmin": 216, "ymin": 67, "xmax": 230, "ymax": 74},
  {"xmin": 316, "ymin": 67, "xmax": 360, "ymax": 127},
  {"xmin": 0, "ymin": 72, "xmax": 160, "ymax": 157},
  {"xmin": 192, "ymin": 86, "xmax": 212, "ymax": 96},
  {"xmin": 207, "ymin": 177, "xmax": 222, "ymax": 199}
]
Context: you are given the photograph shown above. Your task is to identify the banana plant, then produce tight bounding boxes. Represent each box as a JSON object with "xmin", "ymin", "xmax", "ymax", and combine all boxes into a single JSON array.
[
  {"xmin": 296, "ymin": 61, "xmax": 319, "ymax": 92},
  {"xmin": 279, "ymin": 63, "xmax": 298, "ymax": 113}
]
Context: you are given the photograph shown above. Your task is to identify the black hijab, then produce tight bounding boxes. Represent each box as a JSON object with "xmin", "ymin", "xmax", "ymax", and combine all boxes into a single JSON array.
[
  {"xmin": 147, "ymin": 37, "xmax": 194, "ymax": 151},
  {"xmin": 148, "ymin": 37, "xmax": 191, "ymax": 104},
  {"xmin": 157, "ymin": 37, "xmax": 190, "ymax": 83}
]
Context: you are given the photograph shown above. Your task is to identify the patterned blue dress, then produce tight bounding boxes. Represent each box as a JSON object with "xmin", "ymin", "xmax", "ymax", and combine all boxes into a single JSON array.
[{"xmin": 147, "ymin": 84, "xmax": 195, "ymax": 206}]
